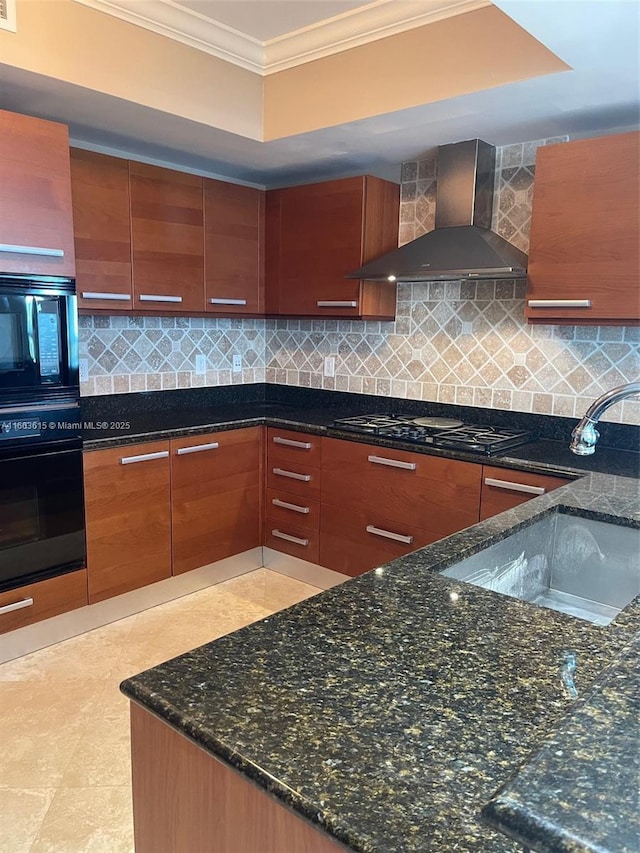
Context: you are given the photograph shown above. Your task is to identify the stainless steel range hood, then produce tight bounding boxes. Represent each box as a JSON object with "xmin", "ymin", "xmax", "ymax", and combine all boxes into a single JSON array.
[{"xmin": 346, "ymin": 139, "xmax": 528, "ymax": 282}]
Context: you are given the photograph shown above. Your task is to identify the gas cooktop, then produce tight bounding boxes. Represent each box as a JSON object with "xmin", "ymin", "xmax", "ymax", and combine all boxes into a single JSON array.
[{"xmin": 332, "ymin": 413, "xmax": 534, "ymax": 456}]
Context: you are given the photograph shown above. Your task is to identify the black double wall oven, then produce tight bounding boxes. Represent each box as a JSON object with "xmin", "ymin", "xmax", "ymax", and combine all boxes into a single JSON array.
[{"xmin": 0, "ymin": 273, "xmax": 86, "ymax": 596}]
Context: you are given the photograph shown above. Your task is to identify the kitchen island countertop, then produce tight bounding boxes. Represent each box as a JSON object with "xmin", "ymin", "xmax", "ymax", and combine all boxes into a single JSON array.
[{"xmin": 121, "ymin": 469, "xmax": 640, "ymax": 853}]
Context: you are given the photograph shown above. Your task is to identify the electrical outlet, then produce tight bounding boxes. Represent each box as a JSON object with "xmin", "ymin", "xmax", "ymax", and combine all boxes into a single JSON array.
[
  {"xmin": 324, "ymin": 356, "xmax": 335, "ymax": 377},
  {"xmin": 79, "ymin": 358, "xmax": 88, "ymax": 383},
  {"xmin": 232, "ymin": 354, "xmax": 242, "ymax": 373},
  {"xmin": 195, "ymin": 354, "xmax": 206, "ymax": 375}
]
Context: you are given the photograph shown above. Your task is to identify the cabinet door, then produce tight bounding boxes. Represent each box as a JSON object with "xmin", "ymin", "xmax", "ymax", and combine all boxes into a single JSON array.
[
  {"xmin": 204, "ymin": 179, "xmax": 264, "ymax": 315},
  {"xmin": 171, "ymin": 427, "xmax": 262, "ymax": 575},
  {"xmin": 0, "ymin": 110, "xmax": 76, "ymax": 277},
  {"xmin": 480, "ymin": 466, "xmax": 570, "ymax": 520},
  {"xmin": 526, "ymin": 132, "xmax": 640, "ymax": 324},
  {"xmin": 84, "ymin": 442, "xmax": 172, "ymax": 603},
  {"xmin": 130, "ymin": 162, "xmax": 204, "ymax": 313},
  {"xmin": 70, "ymin": 149, "xmax": 133, "ymax": 311},
  {"xmin": 266, "ymin": 176, "xmax": 399, "ymax": 319}
]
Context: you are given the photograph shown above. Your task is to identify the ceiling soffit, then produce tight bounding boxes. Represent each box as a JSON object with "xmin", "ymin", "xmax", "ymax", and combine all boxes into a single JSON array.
[{"xmin": 72, "ymin": 0, "xmax": 492, "ymax": 75}]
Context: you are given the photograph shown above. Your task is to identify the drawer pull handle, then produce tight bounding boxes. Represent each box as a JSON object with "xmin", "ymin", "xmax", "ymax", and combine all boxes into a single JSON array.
[
  {"xmin": 272, "ymin": 467, "xmax": 311, "ymax": 482},
  {"xmin": 176, "ymin": 442, "xmax": 219, "ymax": 456},
  {"xmin": 272, "ymin": 530, "xmax": 309, "ymax": 547},
  {"xmin": 273, "ymin": 436, "xmax": 312, "ymax": 449},
  {"xmin": 81, "ymin": 292, "xmax": 131, "ymax": 301},
  {"xmin": 120, "ymin": 450, "xmax": 169, "ymax": 465},
  {"xmin": 272, "ymin": 498, "xmax": 310, "ymax": 514},
  {"xmin": 0, "ymin": 243, "xmax": 64, "ymax": 258},
  {"xmin": 316, "ymin": 300, "xmax": 357, "ymax": 308},
  {"xmin": 366, "ymin": 525, "xmax": 413, "ymax": 545},
  {"xmin": 139, "ymin": 294, "xmax": 183, "ymax": 303},
  {"xmin": 209, "ymin": 298, "xmax": 247, "ymax": 305},
  {"xmin": 368, "ymin": 455, "xmax": 416, "ymax": 471},
  {"xmin": 484, "ymin": 477, "xmax": 546, "ymax": 496},
  {"xmin": 0, "ymin": 597, "xmax": 34, "ymax": 615},
  {"xmin": 527, "ymin": 299, "xmax": 591, "ymax": 309}
]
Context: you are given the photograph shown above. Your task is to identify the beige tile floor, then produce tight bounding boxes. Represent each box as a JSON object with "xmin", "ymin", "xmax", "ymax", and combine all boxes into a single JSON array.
[{"xmin": 0, "ymin": 568, "xmax": 321, "ymax": 852}]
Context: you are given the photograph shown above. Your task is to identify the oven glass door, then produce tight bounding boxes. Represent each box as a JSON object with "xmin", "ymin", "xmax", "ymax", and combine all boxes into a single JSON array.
[
  {"xmin": 0, "ymin": 290, "xmax": 67, "ymax": 394},
  {"xmin": 0, "ymin": 445, "xmax": 85, "ymax": 591}
]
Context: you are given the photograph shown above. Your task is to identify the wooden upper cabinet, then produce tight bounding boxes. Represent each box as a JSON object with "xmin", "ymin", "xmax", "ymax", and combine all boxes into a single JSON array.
[
  {"xmin": 70, "ymin": 149, "xmax": 133, "ymax": 310},
  {"xmin": 526, "ymin": 131, "xmax": 640, "ymax": 324},
  {"xmin": 204, "ymin": 179, "xmax": 264, "ymax": 315},
  {"xmin": 0, "ymin": 110, "xmax": 76, "ymax": 277},
  {"xmin": 130, "ymin": 162, "xmax": 204, "ymax": 313},
  {"xmin": 265, "ymin": 175, "xmax": 400, "ymax": 319}
]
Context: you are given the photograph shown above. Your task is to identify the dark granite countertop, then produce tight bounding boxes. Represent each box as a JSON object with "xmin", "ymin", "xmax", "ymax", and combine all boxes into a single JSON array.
[
  {"xmin": 81, "ymin": 385, "xmax": 640, "ymax": 480},
  {"xmin": 482, "ymin": 631, "xmax": 640, "ymax": 853},
  {"xmin": 121, "ymin": 471, "xmax": 640, "ymax": 853}
]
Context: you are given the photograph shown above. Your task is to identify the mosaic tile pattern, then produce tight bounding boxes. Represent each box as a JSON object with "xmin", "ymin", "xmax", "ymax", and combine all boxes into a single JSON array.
[{"xmin": 79, "ymin": 315, "xmax": 266, "ymax": 396}]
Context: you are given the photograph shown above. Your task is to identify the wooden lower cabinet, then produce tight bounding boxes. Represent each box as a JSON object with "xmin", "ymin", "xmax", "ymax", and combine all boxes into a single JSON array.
[
  {"xmin": 130, "ymin": 703, "xmax": 344, "ymax": 853},
  {"xmin": 84, "ymin": 441, "xmax": 172, "ymax": 603},
  {"xmin": 0, "ymin": 570, "xmax": 88, "ymax": 634},
  {"xmin": 480, "ymin": 465, "xmax": 570, "ymax": 520},
  {"xmin": 170, "ymin": 427, "xmax": 262, "ymax": 575}
]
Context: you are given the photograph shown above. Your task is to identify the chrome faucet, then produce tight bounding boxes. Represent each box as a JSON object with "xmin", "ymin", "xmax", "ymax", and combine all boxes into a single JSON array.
[{"xmin": 570, "ymin": 382, "xmax": 640, "ymax": 455}]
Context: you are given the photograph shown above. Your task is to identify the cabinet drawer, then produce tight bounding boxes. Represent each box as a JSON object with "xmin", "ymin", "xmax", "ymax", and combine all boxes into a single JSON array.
[
  {"xmin": 319, "ymin": 504, "xmax": 438, "ymax": 577},
  {"xmin": 480, "ymin": 466, "xmax": 570, "ymax": 520},
  {"xmin": 267, "ymin": 454, "xmax": 321, "ymax": 500},
  {"xmin": 0, "ymin": 569, "xmax": 87, "ymax": 635},
  {"xmin": 265, "ymin": 520, "xmax": 319, "ymax": 563},
  {"xmin": 267, "ymin": 428, "xmax": 322, "ymax": 467},
  {"xmin": 266, "ymin": 488, "xmax": 320, "ymax": 532},
  {"xmin": 171, "ymin": 427, "xmax": 262, "ymax": 485},
  {"xmin": 322, "ymin": 438, "xmax": 481, "ymax": 535}
]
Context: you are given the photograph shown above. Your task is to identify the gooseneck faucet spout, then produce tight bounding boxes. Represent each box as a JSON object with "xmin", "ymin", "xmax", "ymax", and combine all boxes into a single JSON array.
[{"xmin": 570, "ymin": 382, "xmax": 640, "ymax": 455}]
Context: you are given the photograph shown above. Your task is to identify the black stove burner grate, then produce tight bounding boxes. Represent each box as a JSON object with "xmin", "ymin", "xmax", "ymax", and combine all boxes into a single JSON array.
[{"xmin": 332, "ymin": 413, "xmax": 533, "ymax": 456}]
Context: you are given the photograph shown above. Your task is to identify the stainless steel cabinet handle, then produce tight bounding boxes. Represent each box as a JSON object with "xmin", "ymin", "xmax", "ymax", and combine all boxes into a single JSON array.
[
  {"xmin": 366, "ymin": 525, "xmax": 413, "ymax": 545},
  {"xmin": 271, "ymin": 529, "xmax": 309, "ymax": 547},
  {"xmin": 120, "ymin": 450, "xmax": 169, "ymax": 465},
  {"xmin": 139, "ymin": 294, "xmax": 183, "ymax": 303},
  {"xmin": 272, "ymin": 498, "xmax": 310, "ymax": 514},
  {"xmin": 367, "ymin": 455, "xmax": 416, "ymax": 471},
  {"xmin": 273, "ymin": 436, "xmax": 312, "ymax": 450},
  {"xmin": 0, "ymin": 243, "xmax": 64, "ymax": 257},
  {"xmin": 272, "ymin": 467, "xmax": 311, "ymax": 482},
  {"xmin": 209, "ymin": 298, "xmax": 247, "ymax": 305},
  {"xmin": 316, "ymin": 301, "xmax": 357, "ymax": 308},
  {"xmin": 81, "ymin": 292, "xmax": 131, "ymax": 301},
  {"xmin": 0, "ymin": 597, "xmax": 34, "ymax": 615},
  {"xmin": 176, "ymin": 442, "xmax": 219, "ymax": 456},
  {"xmin": 527, "ymin": 299, "xmax": 591, "ymax": 309},
  {"xmin": 484, "ymin": 477, "xmax": 546, "ymax": 495}
]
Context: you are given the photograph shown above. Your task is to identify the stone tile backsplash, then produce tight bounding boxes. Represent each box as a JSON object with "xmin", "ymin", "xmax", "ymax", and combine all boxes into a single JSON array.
[{"xmin": 80, "ymin": 137, "xmax": 640, "ymax": 426}]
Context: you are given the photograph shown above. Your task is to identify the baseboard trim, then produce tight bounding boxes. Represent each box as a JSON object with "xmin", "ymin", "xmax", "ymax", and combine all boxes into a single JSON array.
[
  {"xmin": 261, "ymin": 547, "xmax": 348, "ymax": 590},
  {"xmin": 0, "ymin": 548, "xmax": 263, "ymax": 664}
]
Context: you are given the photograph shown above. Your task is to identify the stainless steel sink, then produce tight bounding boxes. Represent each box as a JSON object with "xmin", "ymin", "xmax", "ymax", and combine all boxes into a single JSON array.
[{"xmin": 441, "ymin": 510, "xmax": 640, "ymax": 625}]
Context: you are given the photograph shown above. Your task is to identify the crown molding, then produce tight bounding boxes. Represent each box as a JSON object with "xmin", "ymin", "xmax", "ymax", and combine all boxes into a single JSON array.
[
  {"xmin": 264, "ymin": 0, "xmax": 492, "ymax": 75},
  {"xmin": 73, "ymin": 0, "xmax": 492, "ymax": 77}
]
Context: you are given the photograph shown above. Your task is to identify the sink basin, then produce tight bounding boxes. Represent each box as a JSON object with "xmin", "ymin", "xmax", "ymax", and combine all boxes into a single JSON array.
[{"xmin": 441, "ymin": 509, "xmax": 640, "ymax": 625}]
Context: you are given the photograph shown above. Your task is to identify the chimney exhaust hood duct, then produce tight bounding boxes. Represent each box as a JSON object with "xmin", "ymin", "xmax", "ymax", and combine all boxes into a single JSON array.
[{"xmin": 346, "ymin": 139, "xmax": 528, "ymax": 282}]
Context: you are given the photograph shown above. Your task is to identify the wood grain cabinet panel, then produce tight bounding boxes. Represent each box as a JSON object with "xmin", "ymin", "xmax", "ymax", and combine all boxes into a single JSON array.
[
  {"xmin": 480, "ymin": 465, "xmax": 570, "ymax": 520},
  {"xmin": 70, "ymin": 149, "xmax": 133, "ymax": 310},
  {"xmin": 130, "ymin": 162, "xmax": 204, "ymax": 313},
  {"xmin": 265, "ymin": 523, "xmax": 320, "ymax": 564},
  {"xmin": 266, "ymin": 488, "xmax": 320, "ymax": 533},
  {"xmin": 0, "ymin": 570, "xmax": 87, "ymax": 635},
  {"xmin": 0, "ymin": 109, "xmax": 76, "ymax": 277},
  {"xmin": 265, "ymin": 176, "xmax": 399, "ymax": 319},
  {"xmin": 526, "ymin": 131, "xmax": 640, "ymax": 324},
  {"xmin": 204, "ymin": 179, "xmax": 264, "ymax": 315},
  {"xmin": 170, "ymin": 427, "xmax": 262, "ymax": 575},
  {"xmin": 83, "ymin": 441, "xmax": 172, "ymax": 603}
]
